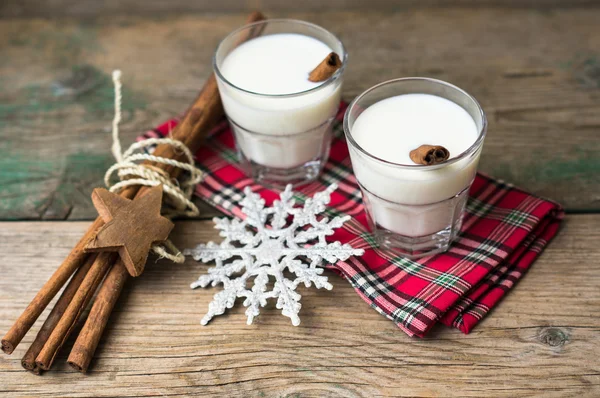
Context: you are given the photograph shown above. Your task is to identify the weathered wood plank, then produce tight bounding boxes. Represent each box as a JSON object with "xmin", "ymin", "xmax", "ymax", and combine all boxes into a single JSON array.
[
  {"xmin": 0, "ymin": 218, "xmax": 598, "ymax": 396},
  {"xmin": 1, "ymin": 0, "xmax": 599, "ymax": 18},
  {"xmin": 0, "ymin": 9, "xmax": 599, "ymax": 221}
]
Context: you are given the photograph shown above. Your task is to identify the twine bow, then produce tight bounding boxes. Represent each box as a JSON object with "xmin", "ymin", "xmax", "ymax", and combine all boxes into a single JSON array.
[{"xmin": 103, "ymin": 70, "xmax": 202, "ymax": 263}]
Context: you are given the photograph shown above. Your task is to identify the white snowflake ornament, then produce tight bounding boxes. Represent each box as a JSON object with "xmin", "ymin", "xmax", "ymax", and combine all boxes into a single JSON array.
[{"xmin": 184, "ymin": 184, "xmax": 364, "ymax": 326}]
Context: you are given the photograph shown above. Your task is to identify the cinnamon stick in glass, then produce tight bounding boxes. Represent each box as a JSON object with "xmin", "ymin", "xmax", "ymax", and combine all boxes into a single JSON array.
[
  {"xmin": 409, "ymin": 145, "xmax": 450, "ymax": 165},
  {"xmin": 308, "ymin": 52, "xmax": 342, "ymax": 82},
  {"xmin": 67, "ymin": 10, "xmax": 266, "ymax": 373}
]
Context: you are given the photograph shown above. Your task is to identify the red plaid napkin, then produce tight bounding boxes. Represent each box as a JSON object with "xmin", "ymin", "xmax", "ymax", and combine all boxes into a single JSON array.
[{"xmin": 140, "ymin": 103, "xmax": 564, "ymax": 337}]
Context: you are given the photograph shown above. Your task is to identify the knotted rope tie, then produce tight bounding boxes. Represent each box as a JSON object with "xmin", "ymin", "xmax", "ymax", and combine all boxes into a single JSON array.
[{"xmin": 104, "ymin": 70, "xmax": 202, "ymax": 263}]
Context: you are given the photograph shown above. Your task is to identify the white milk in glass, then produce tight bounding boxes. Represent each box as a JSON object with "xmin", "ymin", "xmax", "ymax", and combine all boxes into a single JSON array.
[
  {"xmin": 218, "ymin": 33, "xmax": 342, "ymax": 169},
  {"xmin": 350, "ymin": 94, "xmax": 480, "ymax": 237}
]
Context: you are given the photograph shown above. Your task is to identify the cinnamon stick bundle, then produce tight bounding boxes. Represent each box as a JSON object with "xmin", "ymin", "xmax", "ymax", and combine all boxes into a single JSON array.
[{"xmin": 1, "ymin": 11, "xmax": 266, "ymax": 374}]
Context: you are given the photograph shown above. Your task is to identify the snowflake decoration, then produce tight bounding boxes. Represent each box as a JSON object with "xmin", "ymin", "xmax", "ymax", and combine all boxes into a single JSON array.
[{"xmin": 184, "ymin": 184, "xmax": 364, "ymax": 326}]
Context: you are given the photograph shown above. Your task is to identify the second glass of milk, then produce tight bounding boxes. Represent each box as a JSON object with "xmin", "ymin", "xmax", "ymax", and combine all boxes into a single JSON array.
[
  {"xmin": 214, "ymin": 19, "xmax": 347, "ymax": 187},
  {"xmin": 344, "ymin": 78, "xmax": 487, "ymax": 259}
]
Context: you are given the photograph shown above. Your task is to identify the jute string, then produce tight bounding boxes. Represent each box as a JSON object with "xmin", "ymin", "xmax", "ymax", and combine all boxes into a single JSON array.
[{"xmin": 104, "ymin": 70, "xmax": 202, "ymax": 263}]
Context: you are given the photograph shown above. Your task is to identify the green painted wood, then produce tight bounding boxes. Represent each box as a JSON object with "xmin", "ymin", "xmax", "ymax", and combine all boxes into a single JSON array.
[{"xmin": 0, "ymin": 9, "xmax": 599, "ymax": 220}]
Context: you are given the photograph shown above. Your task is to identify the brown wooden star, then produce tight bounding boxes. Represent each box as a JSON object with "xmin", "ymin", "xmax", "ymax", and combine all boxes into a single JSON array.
[{"xmin": 84, "ymin": 185, "xmax": 174, "ymax": 277}]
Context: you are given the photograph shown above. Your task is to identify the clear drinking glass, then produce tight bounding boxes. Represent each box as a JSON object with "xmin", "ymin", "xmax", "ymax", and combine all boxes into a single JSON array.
[
  {"xmin": 214, "ymin": 19, "xmax": 347, "ymax": 188},
  {"xmin": 344, "ymin": 78, "xmax": 487, "ymax": 258}
]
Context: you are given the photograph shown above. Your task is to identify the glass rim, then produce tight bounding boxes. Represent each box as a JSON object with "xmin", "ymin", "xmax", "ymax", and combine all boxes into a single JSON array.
[
  {"xmin": 343, "ymin": 77, "xmax": 487, "ymax": 170},
  {"xmin": 213, "ymin": 18, "xmax": 347, "ymax": 98}
]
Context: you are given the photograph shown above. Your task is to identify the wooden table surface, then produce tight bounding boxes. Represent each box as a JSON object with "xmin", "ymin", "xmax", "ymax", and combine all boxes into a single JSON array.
[{"xmin": 1, "ymin": 3, "xmax": 599, "ymax": 397}]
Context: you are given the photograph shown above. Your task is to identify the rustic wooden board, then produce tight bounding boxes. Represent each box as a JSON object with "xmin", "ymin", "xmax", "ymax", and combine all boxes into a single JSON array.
[
  {"xmin": 1, "ymin": 0, "xmax": 598, "ymax": 18},
  {"xmin": 0, "ymin": 9, "xmax": 599, "ymax": 221},
  {"xmin": 0, "ymin": 218, "xmax": 598, "ymax": 397}
]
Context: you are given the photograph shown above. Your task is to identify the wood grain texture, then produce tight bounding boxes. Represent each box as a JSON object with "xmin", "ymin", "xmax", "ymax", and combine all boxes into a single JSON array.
[
  {"xmin": 0, "ymin": 9, "xmax": 599, "ymax": 221},
  {"xmin": 1, "ymin": 0, "xmax": 599, "ymax": 18},
  {"xmin": 0, "ymin": 219, "xmax": 599, "ymax": 397}
]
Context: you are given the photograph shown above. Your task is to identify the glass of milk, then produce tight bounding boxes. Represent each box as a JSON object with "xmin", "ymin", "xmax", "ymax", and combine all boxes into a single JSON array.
[
  {"xmin": 214, "ymin": 19, "xmax": 347, "ymax": 187},
  {"xmin": 344, "ymin": 78, "xmax": 487, "ymax": 258}
]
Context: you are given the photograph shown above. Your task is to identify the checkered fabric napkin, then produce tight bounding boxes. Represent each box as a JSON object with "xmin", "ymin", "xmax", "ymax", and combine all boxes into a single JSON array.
[{"xmin": 140, "ymin": 103, "xmax": 564, "ymax": 337}]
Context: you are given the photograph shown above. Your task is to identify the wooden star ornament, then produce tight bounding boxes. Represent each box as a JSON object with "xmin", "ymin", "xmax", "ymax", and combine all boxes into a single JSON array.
[{"xmin": 84, "ymin": 185, "xmax": 174, "ymax": 277}]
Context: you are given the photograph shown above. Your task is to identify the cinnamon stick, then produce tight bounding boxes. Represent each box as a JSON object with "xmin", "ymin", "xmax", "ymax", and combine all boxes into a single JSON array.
[
  {"xmin": 308, "ymin": 52, "xmax": 342, "ymax": 82},
  {"xmin": 243, "ymin": 11, "xmax": 267, "ymax": 40},
  {"xmin": 68, "ymin": 261, "xmax": 128, "ymax": 373},
  {"xmin": 65, "ymin": 10, "xmax": 267, "ymax": 373},
  {"xmin": 409, "ymin": 145, "xmax": 450, "ymax": 165},
  {"xmin": 35, "ymin": 253, "xmax": 115, "ymax": 371},
  {"xmin": 21, "ymin": 255, "xmax": 96, "ymax": 373}
]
